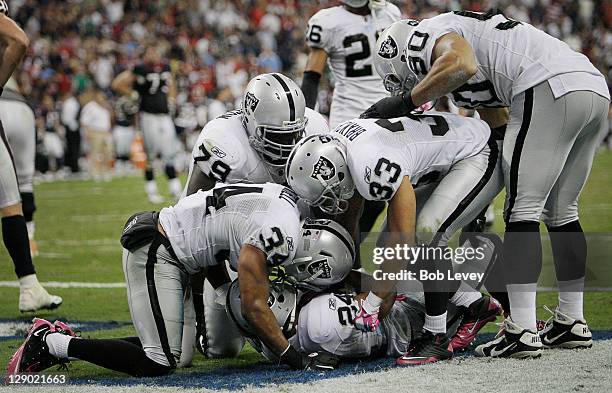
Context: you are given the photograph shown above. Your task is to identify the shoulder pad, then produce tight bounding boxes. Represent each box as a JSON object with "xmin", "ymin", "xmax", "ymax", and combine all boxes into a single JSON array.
[{"xmin": 192, "ymin": 128, "xmax": 246, "ymax": 183}]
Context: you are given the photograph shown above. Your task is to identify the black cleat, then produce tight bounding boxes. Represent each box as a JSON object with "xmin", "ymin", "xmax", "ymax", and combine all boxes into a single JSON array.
[{"xmin": 396, "ymin": 330, "xmax": 453, "ymax": 366}]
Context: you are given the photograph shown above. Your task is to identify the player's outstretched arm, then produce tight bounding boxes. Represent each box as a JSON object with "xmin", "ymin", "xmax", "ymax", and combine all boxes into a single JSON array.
[
  {"xmin": 376, "ymin": 177, "xmax": 416, "ymax": 299},
  {"xmin": 0, "ymin": 13, "xmax": 28, "ymax": 88},
  {"xmin": 354, "ymin": 177, "xmax": 416, "ymax": 332},
  {"xmin": 301, "ymin": 48, "xmax": 328, "ymax": 109},
  {"xmin": 112, "ymin": 70, "xmax": 136, "ymax": 97},
  {"xmin": 410, "ymin": 33, "xmax": 477, "ymax": 107}
]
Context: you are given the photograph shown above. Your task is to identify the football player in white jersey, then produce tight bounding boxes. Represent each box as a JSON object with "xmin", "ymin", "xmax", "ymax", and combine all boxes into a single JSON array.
[
  {"xmin": 302, "ymin": 0, "xmax": 401, "ymax": 128},
  {"xmin": 301, "ymin": 0, "xmax": 401, "ymax": 241},
  {"xmin": 286, "ymin": 109, "xmax": 503, "ymax": 365},
  {"xmin": 0, "ymin": 3, "xmax": 62, "ymax": 312},
  {"xmin": 181, "ymin": 73, "xmax": 329, "ymax": 360},
  {"xmin": 184, "ymin": 73, "xmax": 329, "ymax": 194},
  {"xmin": 8, "ymin": 183, "xmax": 339, "ymax": 376},
  {"xmin": 366, "ymin": 14, "xmax": 610, "ymax": 358}
]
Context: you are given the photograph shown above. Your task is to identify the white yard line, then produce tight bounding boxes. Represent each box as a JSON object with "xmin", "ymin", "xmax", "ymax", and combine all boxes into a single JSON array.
[{"xmin": 0, "ymin": 281, "xmax": 125, "ymax": 288}]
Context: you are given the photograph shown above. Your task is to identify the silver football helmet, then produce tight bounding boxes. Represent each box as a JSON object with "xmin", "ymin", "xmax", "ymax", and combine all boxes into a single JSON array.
[
  {"xmin": 285, "ymin": 134, "xmax": 355, "ymax": 215},
  {"xmin": 374, "ymin": 20, "xmax": 420, "ymax": 96},
  {"xmin": 242, "ymin": 73, "xmax": 308, "ymax": 168},
  {"xmin": 285, "ymin": 219, "xmax": 355, "ymax": 292},
  {"xmin": 225, "ymin": 279, "xmax": 298, "ymax": 339}
]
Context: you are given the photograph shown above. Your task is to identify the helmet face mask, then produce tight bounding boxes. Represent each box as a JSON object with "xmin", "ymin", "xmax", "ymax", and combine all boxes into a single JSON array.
[
  {"xmin": 284, "ymin": 219, "xmax": 355, "ymax": 292},
  {"xmin": 226, "ymin": 279, "xmax": 298, "ymax": 339},
  {"xmin": 382, "ymin": 71, "xmax": 418, "ymax": 97},
  {"xmin": 374, "ymin": 20, "xmax": 420, "ymax": 97},
  {"xmin": 249, "ymin": 119, "xmax": 308, "ymax": 167},
  {"xmin": 312, "ymin": 179, "xmax": 353, "ymax": 215}
]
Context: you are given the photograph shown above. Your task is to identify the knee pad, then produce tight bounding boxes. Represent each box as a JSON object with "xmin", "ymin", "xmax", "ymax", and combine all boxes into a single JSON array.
[
  {"xmin": 201, "ymin": 280, "xmax": 245, "ymax": 358},
  {"xmin": 542, "ymin": 208, "xmax": 579, "ymax": 228},
  {"xmin": 19, "ymin": 192, "xmax": 35, "ymax": 222}
]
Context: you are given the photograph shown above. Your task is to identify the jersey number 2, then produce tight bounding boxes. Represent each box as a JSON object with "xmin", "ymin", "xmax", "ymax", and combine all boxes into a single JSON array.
[{"xmin": 343, "ymin": 34, "xmax": 372, "ymax": 78}]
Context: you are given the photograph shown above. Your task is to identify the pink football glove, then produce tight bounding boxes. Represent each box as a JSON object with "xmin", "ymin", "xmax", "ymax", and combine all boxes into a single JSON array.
[{"xmin": 354, "ymin": 299, "xmax": 381, "ymax": 332}]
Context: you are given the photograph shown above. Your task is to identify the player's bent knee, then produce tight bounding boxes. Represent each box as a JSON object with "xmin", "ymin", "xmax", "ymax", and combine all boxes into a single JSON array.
[{"xmin": 542, "ymin": 210, "xmax": 579, "ymax": 228}]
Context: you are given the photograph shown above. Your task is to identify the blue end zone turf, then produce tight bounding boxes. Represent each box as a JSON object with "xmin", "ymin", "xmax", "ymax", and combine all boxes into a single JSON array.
[
  {"xmin": 70, "ymin": 331, "xmax": 612, "ymax": 390},
  {"xmin": 0, "ymin": 319, "xmax": 131, "ymax": 342}
]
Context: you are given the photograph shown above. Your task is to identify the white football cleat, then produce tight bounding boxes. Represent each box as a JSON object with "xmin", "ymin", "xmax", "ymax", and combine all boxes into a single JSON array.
[
  {"xmin": 147, "ymin": 193, "xmax": 164, "ymax": 204},
  {"xmin": 19, "ymin": 279, "xmax": 63, "ymax": 313},
  {"xmin": 540, "ymin": 306, "xmax": 592, "ymax": 349},
  {"xmin": 475, "ymin": 317, "xmax": 542, "ymax": 358}
]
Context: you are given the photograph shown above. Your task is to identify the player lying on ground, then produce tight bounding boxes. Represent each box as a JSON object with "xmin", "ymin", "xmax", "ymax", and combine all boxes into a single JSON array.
[
  {"xmin": 229, "ymin": 276, "xmax": 501, "ymax": 363},
  {"xmin": 365, "ymin": 13, "xmax": 608, "ymax": 358},
  {"xmin": 7, "ymin": 183, "xmax": 340, "ymax": 377},
  {"xmin": 0, "ymin": 1, "xmax": 62, "ymax": 312},
  {"xmin": 285, "ymin": 108, "xmax": 503, "ymax": 365},
  {"xmin": 181, "ymin": 73, "xmax": 329, "ymax": 359}
]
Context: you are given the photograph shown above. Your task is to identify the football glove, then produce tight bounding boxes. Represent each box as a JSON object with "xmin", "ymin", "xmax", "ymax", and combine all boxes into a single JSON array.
[
  {"xmin": 279, "ymin": 345, "xmax": 339, "ymax": 371},
  {"xmin": 360, "ymin": 91, "xmax": 417, "ymax": 119},
  {"xmin": 354, "ymin": 293, "xmax": 383, "ymax": 333}
]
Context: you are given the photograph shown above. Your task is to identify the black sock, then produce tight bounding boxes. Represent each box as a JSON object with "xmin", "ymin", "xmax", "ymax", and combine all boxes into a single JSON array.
[
  {"xmin": 503, "ymin": 221, "xmax": 542, "ymax": 285},
  {"xmin": 164, "ymin": 165, "xmax": 176, "ymax": 179},
  {"xmin": 68, "ymin": 338, "xmax": 171, "ymax": 377},
  {"xmin": 20, "ymin": 192, "xmax": 36, "ymax": 222},
  {"xmin": 145, "ymin": 168, "xmax": 154, "ymax": 182},
  {"xmin": 2, "ymin": 215, "xmax": 35, "ymax": 278},
  {"xmin": 548, "ymin": 220, "xmax": 586, "ymax": 281}
]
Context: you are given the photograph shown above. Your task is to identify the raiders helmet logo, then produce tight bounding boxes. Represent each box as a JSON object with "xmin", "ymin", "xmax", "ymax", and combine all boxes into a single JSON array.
[
  {"xmin": 311, "ymin": 156, "xmax": 336, "ymax": 181},
  {"xmin": 244, "ymin": 92, "xmax": 259, "ymax": 113},
  {"xmin": 378, "ymin": 36, "xmax": 398, "ymax": 59},
  {"xmin": 308, "ymin": 260, "xmax": 332, "ymax": 279}
]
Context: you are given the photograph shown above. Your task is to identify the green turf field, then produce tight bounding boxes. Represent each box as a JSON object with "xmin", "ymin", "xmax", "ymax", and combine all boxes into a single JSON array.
[{"xmin": 1, "ymin": 150, "xmax": 611, "ymax": 379}]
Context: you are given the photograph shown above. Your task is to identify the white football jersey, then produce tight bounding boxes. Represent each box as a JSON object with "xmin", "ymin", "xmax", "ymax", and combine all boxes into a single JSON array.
[
  {"xmin": 404, "ymin": 11, "xmax": 609, "ymax": 109},
  {"xmin": 306, "ymin": 5, "xmax": 401, "ymax": 128},
  {"xmin": 186, "ymin": 107, "xmax": 330, "ymax": 188},
  {"xmin": 333, "ymin": 112, "xmax": 490, "ymax": 201},
  {"xmin": 159, "ymin": 182, "xmax": 301, "ymax": 275},
  {"xmin": 293, "ymin": 293, "xmax": 385, "ymax": 358}
]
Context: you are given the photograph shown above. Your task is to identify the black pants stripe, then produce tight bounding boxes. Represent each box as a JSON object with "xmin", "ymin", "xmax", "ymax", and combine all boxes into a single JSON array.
[
  {"xmin": 145, "ymin": 237, "xmax": 177, "ymax": 369},
  {"xmin": 504, "ymin": 87, "xmax": 534, "ymax": 223},
  {"xmin": 431, "ymin": 138, "xmax": 500, "ymax": 246}
]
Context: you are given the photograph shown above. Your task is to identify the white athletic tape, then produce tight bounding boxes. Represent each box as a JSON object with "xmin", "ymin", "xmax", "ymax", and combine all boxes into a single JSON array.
[{"xmin": 0, "ymin": 281, "xmax": 125, "ymax": 288}]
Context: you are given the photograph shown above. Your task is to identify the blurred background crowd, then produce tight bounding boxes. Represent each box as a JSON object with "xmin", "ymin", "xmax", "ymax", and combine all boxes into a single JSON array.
[{"xmin": 7, "ymin": 0, "xmax": 612, "ymax": 179}]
